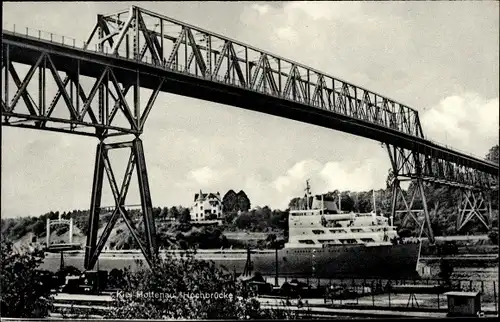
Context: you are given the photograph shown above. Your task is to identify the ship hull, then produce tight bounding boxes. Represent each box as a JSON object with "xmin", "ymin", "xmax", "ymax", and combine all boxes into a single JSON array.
[
  {"xmin": 42, "ymin": 243, "xmax": 419, "ymax": 279},
  {"xmin": 256, "ymin": 243, "xmax": 420, "ymax": 278}
]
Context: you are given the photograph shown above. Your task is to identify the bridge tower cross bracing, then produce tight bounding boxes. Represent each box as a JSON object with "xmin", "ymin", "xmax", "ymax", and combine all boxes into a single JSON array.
[{"xmin": 386, "ymin": 140, "xmax": 496, "ymax": 244}]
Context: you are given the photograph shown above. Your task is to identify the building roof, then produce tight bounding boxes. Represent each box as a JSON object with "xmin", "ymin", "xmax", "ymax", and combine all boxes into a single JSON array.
[{"xmin": 194, "ymin": 191, "xmax": 221, "ymax": 202}]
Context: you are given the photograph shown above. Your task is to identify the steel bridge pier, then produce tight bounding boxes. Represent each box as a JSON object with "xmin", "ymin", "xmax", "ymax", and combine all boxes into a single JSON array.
[
  {"xmin": 386, "ymin": 144, "xmax": 494, "ymax": 244},
  {"xmin": 84, "ymin": 137, "xmax": 157, "ymax": 270}
]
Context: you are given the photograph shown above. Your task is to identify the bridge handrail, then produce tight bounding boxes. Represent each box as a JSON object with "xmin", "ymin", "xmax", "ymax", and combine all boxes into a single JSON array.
[{"xmin": 3, "ymin": 25, "xmax": 497, "ymax": 166}]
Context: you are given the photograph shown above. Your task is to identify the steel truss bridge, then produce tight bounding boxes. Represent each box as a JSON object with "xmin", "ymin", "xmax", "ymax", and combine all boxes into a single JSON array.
[{"xmin": 2, "ymin": 6, "xmax": 498, "ymax": 270}]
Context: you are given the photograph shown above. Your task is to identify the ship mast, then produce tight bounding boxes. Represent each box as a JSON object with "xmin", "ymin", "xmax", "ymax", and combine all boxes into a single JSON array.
[
  {"xmin": 304, "ymin": 179, "xmax": 311, "ymax": 210},
  {"xmin": 321, "ymin": 194, "xmax": 324, "ymax": 215},
  {"xmin": 338, "ymin": 193, "xmax": 342, "ymax": 213},
  {"xmin": 372, "ymin": 189, "xmax": 377, "ymax": 220}
]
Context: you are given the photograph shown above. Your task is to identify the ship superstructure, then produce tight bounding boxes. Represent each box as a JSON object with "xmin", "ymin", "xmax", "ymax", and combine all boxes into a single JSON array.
[{"xmin": 286, "ymin": 180, "xmax": 398, "ymax": 249}]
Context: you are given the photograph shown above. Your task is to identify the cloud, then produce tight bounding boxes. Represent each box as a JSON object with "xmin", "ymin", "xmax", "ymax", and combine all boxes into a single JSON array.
[
  {"xmin": 275, "ymin": 26, "xmax": 297, "ymax": 42},
  {"xmin": 251, "ymin": 3, "xmax": 271, "ymax": 16},
  {"xmin": 188, "ymin": 166, "xmax": 218, "ymax": 186},
  {"xmin": 421, "ymin": 93, "xmax": 499, "ymax": 157},
  {"xmin": 284, "ymin": 1, "xmax": 366, "ymax": 22},
  {"xmin": 268, "ymin": 159, "xmax": 380, "ymax": 209}
]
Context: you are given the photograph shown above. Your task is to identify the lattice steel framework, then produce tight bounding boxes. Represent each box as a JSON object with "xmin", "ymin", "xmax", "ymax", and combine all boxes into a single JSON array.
[
  {"xmin": 1, "ymin": 39, "xmax": 164, "ymax": 137},
  {"xmin": 85, "ymin": 138, "xmax": 157, "ymax": 270},
  {"xmin": 88, "ymin": 6, "xmax": 424, "ymax": 137},
  {"xmin": 456, "ymin": 189, "xmax": 492, "ymax": 232},
  {"xmin": 2, "ymin": 5, "xmax": 498, "ymax": 267},
  {"xmin": 386, "ymin": 144, "xmax": 496, "ymax": 243}
]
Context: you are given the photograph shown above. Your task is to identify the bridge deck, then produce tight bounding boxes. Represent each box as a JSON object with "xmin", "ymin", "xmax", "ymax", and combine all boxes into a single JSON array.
[{"xmin": 3, "ymin": 31, "xmax": 497, "ymax": 175}]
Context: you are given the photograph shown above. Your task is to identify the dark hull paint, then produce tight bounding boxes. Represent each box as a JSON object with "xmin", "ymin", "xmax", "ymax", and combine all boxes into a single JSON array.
[
  {"xmin": 42, "ymin": 243, "xmax": 420, "ymax": 279},
  {"xmin": 259, "ymin": 243, "xmax": 420, "ymax": 278},
  {"xmin": 215, "ymin": 243, "xmax": 420, "ymax": 279}
]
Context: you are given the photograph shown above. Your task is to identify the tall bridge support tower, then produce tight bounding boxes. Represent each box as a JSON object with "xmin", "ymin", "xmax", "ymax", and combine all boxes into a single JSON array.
[
  {"xmin": 386, "ymin": 145, "xmax": 435, "ymax": 243},
  {"xmin": 386, "ymin": 144, "xmax": 495, "ymax": 244},
  {"xmin": 84, "ymin": 138, "xmax": 157, "ymax": 270}
]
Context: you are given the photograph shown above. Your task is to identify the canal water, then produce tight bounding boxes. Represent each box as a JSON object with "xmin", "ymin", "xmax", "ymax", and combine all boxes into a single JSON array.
[{"xmin": 40, "ymin": 253, "xmax": 498, "ymax": 292}]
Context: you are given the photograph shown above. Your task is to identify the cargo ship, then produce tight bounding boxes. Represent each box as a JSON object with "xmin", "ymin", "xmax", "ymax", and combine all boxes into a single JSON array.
[
  {"xmin": 43, "ymin": 181, "xmax": 420, "ymax": 278},
  {"xmin": 184, "ymin": 180, "xmax": 420, "ymax": 278}
]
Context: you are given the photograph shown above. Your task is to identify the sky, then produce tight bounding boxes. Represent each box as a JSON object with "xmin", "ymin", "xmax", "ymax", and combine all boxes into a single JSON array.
[{"xmin": 1, "ymin": 1, "xmax": 499, "ymax": 218}]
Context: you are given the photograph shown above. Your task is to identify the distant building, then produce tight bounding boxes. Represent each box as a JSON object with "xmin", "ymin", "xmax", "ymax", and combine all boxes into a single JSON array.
[{"xmin": 191, "ymin": 190, "xmax": 223, "ymax": 221}]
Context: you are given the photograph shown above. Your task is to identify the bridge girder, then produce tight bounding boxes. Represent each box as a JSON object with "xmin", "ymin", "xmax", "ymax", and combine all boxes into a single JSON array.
[
  {"xmin": 2, "ymin": 23, "xmax": 497, "ymax": 173},
  {"xmin": 87, "ymin": 6, "xmax": 426, "ymax": 138},
  {"xmin": 386, "ymin": 145, "xmax": 496, "ymax": 191}
]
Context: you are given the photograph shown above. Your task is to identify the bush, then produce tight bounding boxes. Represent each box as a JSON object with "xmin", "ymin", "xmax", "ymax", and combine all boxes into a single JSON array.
[
  {"xmin": 438, "ymin": 259, "xmax": 454, "ymax": 285},
  {"xmin": 106, "ymin": 253, "xmax": 298, "ymax": 319},
  {"xmin": 488, "ymin": 229, "xmax": 498, "ymax": 244},
  {"xmin": 0, "ymin": 241, "xmax": 53, "ymax": 318},
  {"xmin": 55, "ymin": 225, "xmax": 69, "ymax": 236},
  {"xmin": 439, "ymin": 241, "xmax": 458, "ymax": 256},
  {"xmin": 108, "ymin": 269, "xmax": 126, "ymax": 289}
]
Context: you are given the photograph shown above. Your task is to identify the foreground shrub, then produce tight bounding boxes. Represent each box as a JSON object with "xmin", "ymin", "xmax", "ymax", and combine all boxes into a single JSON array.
[
  {"xmin": 106, "ymin": 252, "xmax": 298, "ymax": 319},
  {"xmin": 0, "ymin": 241, "xmax": 53, "ymax": 318}
]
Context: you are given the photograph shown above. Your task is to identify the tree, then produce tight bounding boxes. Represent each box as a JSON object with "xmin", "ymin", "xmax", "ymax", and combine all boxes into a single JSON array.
[
  {"xmin": 288, "ymin": 197, "xmax": 301, "ymax": 210},
  {"xmin": 32, "ymin": 219, "xmax": 46, "ymax": 236},
  {"xmin": 486, "ymin": 145, "xmax": 499, "ymax": 164},
  {"xmin": 340, "ymin": 191, "xmax": 355, "ymax": 212},
  {"xmin": 108, "ymin": 269, "xmax": 126, "ymax": 289},
  {"xmin": 236, "ymin": 191, "xmax": 251, "ymax": 212},
  {"xmin": 354, "ymin": 191, "xmax": 372, "ymax": 213},
  {"xmin": 386, "ymin": 168, "xmax": 395, "ymax": 189},
  {"xmin": 159, "ymin": 207, "xmax": 169, "ymax": 219},
  {"xmin": 222, "ymin": 190, "xmax": 251, "ymax": 213},
  {"xmin": 1, "ymin": 241, "xmax": 53, "ymax": 318},
  {"xmin": 270, "ymin": 210, "xmax": 288, "ymax": 230},
  {"xmin": 169, "ymin": 206, "xmax": 180, "ymax": 219},
  {"xmin": 223, "ymin": 211, "xmax": 238, "ymax": 225},
  {"xmin": 178, "ymin": 208, "xmax": 191, "ymax": 223},
  {"xmin": 222, "ymin": 190, "xmax": 238, "ymax": 213},
  {"xmin": 486, "ymin": 145, "xmax": 499, "ymax": 210}
]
